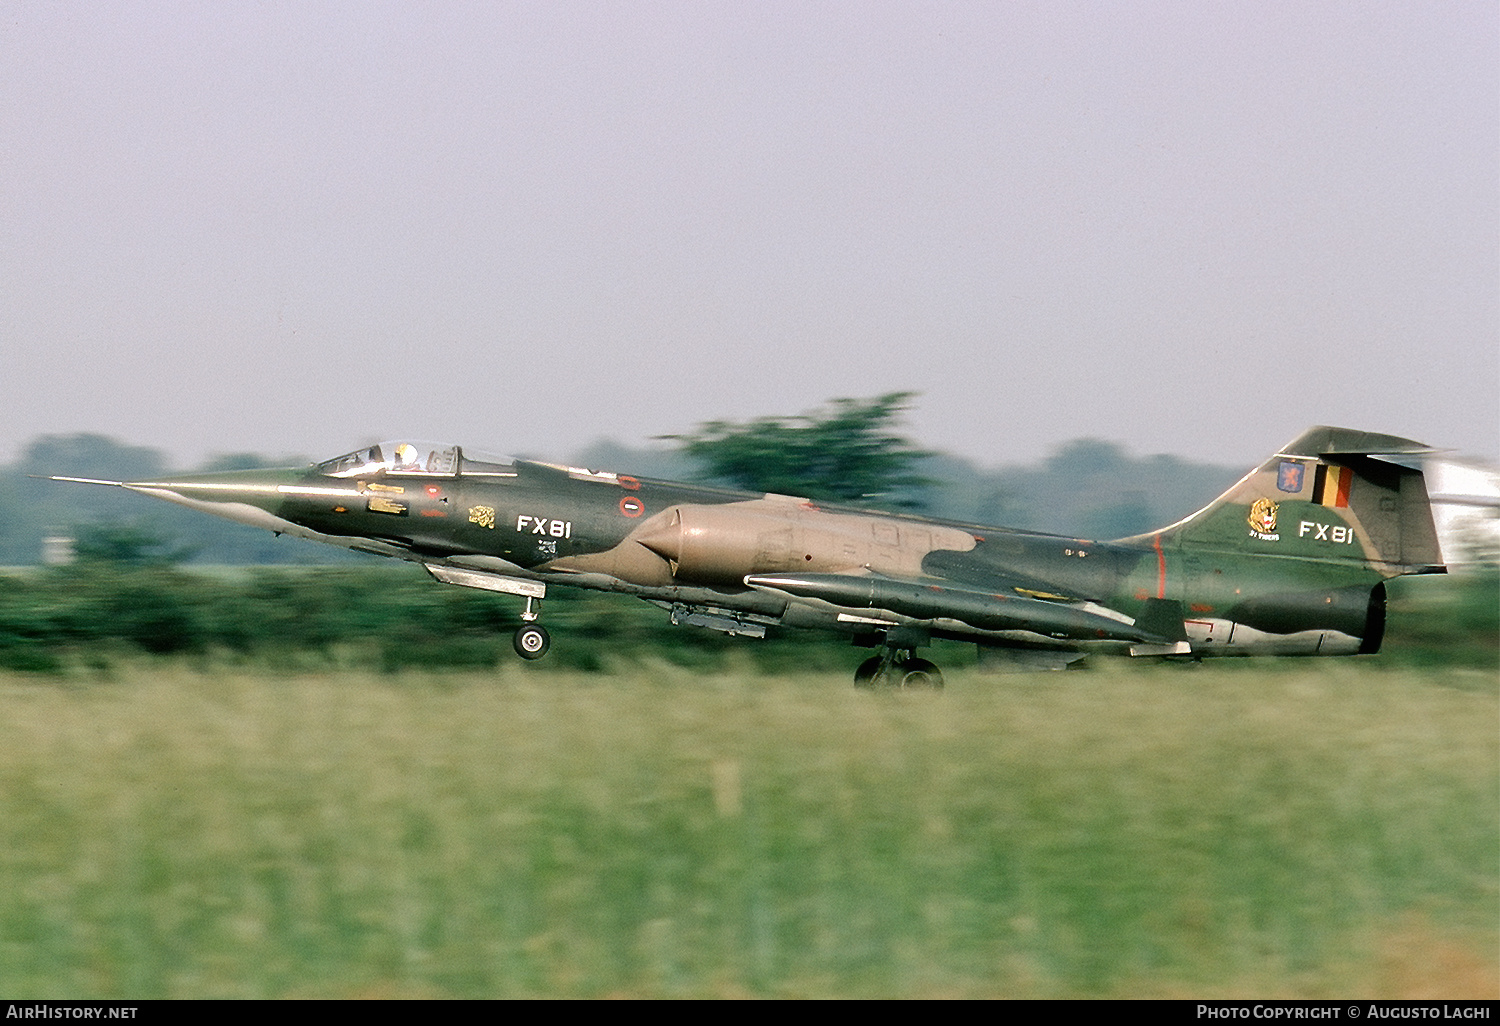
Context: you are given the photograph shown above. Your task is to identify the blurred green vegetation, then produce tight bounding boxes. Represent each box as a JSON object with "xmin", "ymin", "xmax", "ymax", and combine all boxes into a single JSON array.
[
  {"xmin": 0, "ymin": 562, "xmax": 1493, "ymax": 676},
  {"xmin": 0, "ymin": 561, "xmax": 849, "ymax": 675},
  {"xmin": 1383, "ymin": 570, "xmax": 1499, "ymax": 670}
]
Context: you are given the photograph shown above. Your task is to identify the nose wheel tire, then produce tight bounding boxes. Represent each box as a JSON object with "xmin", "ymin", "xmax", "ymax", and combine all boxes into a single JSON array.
[{"xmin": 513, "ymin": 624, "xmax": 551, "ymax": 660}]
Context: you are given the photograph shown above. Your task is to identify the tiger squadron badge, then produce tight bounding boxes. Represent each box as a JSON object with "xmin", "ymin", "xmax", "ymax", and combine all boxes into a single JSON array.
[{"xmin": 1248, "ymin": 497, "xmax": 1280, "ymax": 541}]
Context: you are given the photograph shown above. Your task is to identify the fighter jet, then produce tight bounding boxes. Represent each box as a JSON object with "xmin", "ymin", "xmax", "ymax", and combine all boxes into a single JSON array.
[{"xmin": 53, "ymin": 426, "xmax": 1446, "ymax": 687}]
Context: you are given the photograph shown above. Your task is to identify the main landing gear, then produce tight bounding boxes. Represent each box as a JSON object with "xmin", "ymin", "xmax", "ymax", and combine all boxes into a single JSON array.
[
  {"xmin": 512, "ymin": 595, "xmax": 551, "ymax": 660},
  {"xmin": 854, "ymin": 649, "xmax": 944, "ymax": 690}
]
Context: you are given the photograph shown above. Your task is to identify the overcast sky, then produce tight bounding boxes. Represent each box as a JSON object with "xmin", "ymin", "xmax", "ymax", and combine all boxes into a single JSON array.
[{"xmin": 3, "ymin": 1, "xmax": 1495, "ymax": 473}]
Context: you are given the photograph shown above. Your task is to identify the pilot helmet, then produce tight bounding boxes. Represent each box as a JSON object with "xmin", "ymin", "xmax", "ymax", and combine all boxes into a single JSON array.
[{"xmin": 394, "ymin": 443, "xmax": 419, "ymax": 467}]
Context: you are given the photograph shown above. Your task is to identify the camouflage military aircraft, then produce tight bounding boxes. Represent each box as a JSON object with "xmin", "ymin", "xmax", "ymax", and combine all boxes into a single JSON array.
[{"xmin": 54, "ymin": 426, "xmax": 1445, "ymax": 687}]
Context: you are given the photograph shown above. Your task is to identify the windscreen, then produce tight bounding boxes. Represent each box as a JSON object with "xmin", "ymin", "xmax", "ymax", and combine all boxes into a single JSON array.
[{"xmin": 317, "ymin": 442, "xmax": 460, "ymax": 477}]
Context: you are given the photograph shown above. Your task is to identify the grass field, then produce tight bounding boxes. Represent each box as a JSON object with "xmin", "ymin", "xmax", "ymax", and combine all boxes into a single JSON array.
[
  {"xmin": 0, "ymin": 659, "xmax": 1494, "ymax": 998},
  {"xmin": 0, "ymin": 657, "xmax": 1494, "ymax": 1002}
]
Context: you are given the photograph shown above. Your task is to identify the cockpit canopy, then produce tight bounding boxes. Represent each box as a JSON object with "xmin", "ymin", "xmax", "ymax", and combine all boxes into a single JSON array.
[{"xmin": 316, "ymin": 441, "xmax": 516, "ymax": 478}]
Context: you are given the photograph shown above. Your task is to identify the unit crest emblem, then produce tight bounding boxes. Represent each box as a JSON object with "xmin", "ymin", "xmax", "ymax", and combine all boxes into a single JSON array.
[{"xmin": 1248, "ymin": 498, "xmax": 1279, "ymax": 539}]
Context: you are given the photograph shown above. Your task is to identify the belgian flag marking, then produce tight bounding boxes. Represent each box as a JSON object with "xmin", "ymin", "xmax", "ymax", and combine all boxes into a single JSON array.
[{"xmin": 1313, "ymin": 464, "xmax": 1352, "ymax": 508}]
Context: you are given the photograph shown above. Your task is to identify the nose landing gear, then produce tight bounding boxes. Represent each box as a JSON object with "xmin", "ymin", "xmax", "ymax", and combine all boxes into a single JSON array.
[
  {"xmin": 512, "ymin": 594, "xmax": 551, "ymax": 660},
  {"xmin": 422, "ymin": 565, "xmax": 555, "ymax": 662}
]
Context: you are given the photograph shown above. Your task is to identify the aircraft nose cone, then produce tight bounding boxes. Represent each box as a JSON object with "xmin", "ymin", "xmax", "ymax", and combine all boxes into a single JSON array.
[
  {"xmin": 116, "ymin": 468, "xmax": 308, "ymax": 529},
  {"xmin": 123, "ymin": 469, "xmax": 294, "ymax": 505}
]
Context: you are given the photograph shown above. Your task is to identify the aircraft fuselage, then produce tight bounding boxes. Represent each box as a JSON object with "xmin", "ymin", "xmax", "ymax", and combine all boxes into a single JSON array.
[{"xmin": 96, "ymin": 434, "xmax": 1430, "ymax": 678}]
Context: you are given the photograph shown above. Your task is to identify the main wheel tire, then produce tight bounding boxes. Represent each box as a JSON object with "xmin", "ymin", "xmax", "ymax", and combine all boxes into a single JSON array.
[
  {"xmin": 898, "ymin": 658, "xmax": 943, "ymax": 690},
  {"xmin": 513, "ymin": 624, "xmax": 551, "ymax": 660},
  {"xmin": 854, "ymin": 656, "xmax": 885, "ymax": 688}
]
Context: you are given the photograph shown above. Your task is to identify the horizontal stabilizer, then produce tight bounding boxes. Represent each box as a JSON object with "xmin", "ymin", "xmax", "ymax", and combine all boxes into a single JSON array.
[{"xmin": 1278, "ymin": 426, "xmax": 1437, "ymax": 458}]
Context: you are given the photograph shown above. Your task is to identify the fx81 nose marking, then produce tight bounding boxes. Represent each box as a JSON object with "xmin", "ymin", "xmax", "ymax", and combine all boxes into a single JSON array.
[{"xmin": 517, "ymin": 514, "xmax": 573, "ymax": 539}]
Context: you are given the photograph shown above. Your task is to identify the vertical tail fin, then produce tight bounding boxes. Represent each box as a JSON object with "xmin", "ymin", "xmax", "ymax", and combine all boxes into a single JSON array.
[{"xmin": 1130, "ymin": 426, "xmax": 1445, "ymax": 575}]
